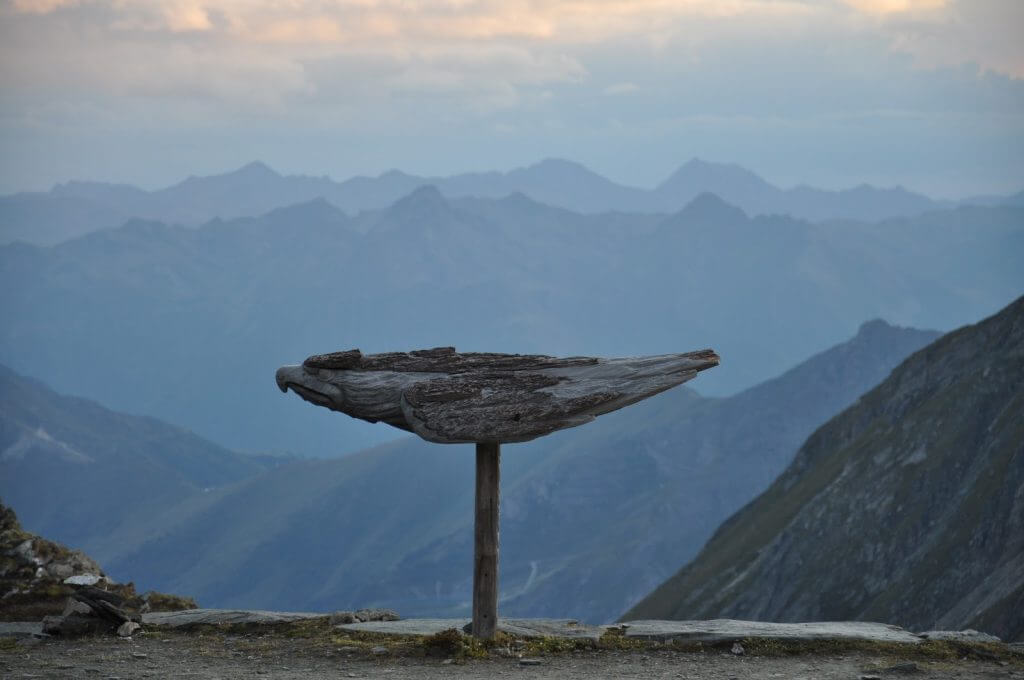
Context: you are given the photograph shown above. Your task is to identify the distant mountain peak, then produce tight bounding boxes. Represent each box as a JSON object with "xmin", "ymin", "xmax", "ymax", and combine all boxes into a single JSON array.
[
  {"xmin": 233, "ymin": 161, "xmax": 279, "ymax": 178},
  {"xmin": 263, "ymin": 196, "xmax": 346, "ymax": 222},
  {"xmin": 856, "ymin": 318, "xmax": 895, "ymax": 335},
  {"xmin": 403, "ymin": 183, "xmax": 445, "ymax": 201},
  {"xmin": 531, "ymin": 157, "xmax": 588, "ymax": 170},
  {"xmin": 384, "ymin": 184, "xmax": 451, "ymax": 218},
  {"xmin": 676, "ymin": 192, "xmax": 748, "ymax": 223},
  {"xmin": 661, "ymin": 158, "xmax": 768, "ymax": 186},
  {"xmin": 378, "ymin": 169, "xmax": 417, "ymax": 181}
]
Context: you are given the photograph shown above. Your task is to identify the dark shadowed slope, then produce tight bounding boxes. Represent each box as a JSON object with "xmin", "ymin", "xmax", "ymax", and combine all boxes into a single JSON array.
[
  {"xmin": 625, "ymin": 296, "xmax": 1024, "ymax": 642},
  {"xmin": 92, "ymin": 320, "xmax": 937, "ymax": 622}
]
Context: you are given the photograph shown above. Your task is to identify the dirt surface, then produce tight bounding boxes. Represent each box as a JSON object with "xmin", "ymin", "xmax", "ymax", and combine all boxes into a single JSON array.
[{"xmin": 3, "ymin": 632, "xmax": 1022, "ymax": 680}]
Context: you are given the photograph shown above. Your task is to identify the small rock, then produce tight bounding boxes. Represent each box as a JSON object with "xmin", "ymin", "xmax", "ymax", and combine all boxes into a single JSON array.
[
  {"xmin": 860, "ymin": 675, "xmax": 882, "ymax": 680},
  {"xmin": 63, "ymin": 574, "xmax": 103, "ymax": 586},
  {"xmin": 354, "ymin": 608, "xmax": 401, "ymax": 622},
  {"xmin": 47, "ymin": 563, "xmax": 74, "ymax": 579},
  {"xmin": 371, "ymin": 646, "xmax": 389, "ymax": 656},
  {"xmin": 731, "ymin": 642, "xmax": 744, "ymax": 656},
  {"xmin": 337, "ymin": 646, "xmax": 359, "ymax": 653},
  {"xmin": 62, "ymin": 598, "xmax": 94, "ymax": 617},
  {"xmin": 919, "ymin": 629, "xmax": 1002, "ymax": 644},
  {"xmin": 330, "ymin": 611, "xmax": 358, "ymax": 625},
  {"xmin": 117, "ymin": 621, "xmax": 141, "ymax": 638},
  {"xmin": 519, "ymin": 658, "xmax": 543, "ymax": 666},
  {"xmin": 441, "ymin": 659, "xmax": 454, "ymax": 665},
  {"xmin": 131, "ymin": 652, "xmax": 148, "ymax": 659}
]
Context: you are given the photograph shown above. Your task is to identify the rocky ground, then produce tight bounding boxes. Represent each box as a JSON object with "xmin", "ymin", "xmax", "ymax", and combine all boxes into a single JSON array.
[{"xmin": 4, "ymin": 618, "xmax": 1023, "ymax": 680}]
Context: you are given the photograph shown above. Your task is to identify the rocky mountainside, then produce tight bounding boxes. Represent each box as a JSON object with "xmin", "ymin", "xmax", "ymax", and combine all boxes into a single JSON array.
[
  {"xmin": 0, "ymin": 364, "xmax": 273, "ymax": 553},
  {"xmin": 84, "ymin": 320, "xmax": 938, "ymax": 622},
  {"xmin": 625, "ymin": 296, "xmax": 1024, "ymax": 641}
]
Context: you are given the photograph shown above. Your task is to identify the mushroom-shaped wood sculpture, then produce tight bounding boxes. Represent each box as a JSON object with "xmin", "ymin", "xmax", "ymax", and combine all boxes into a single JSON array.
[{"xmin": 276, "ymin": 346, "xmax": 718, "ymax": 637}]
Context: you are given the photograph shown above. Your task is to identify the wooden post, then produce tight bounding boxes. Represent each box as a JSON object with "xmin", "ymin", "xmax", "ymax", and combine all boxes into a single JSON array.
[{"xmin": 472, "ymin": 441, "xmax": 500, "ymax": 639}]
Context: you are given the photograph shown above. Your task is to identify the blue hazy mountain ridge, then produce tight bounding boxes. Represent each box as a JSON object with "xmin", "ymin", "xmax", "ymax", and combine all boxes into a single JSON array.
[
  {"xmin": 0, "ymin": 188, "xmax": 1020, "ymax": 457},
  {"xmin": 5, "ymin": 158, "xmax": 1020, "ymax": 246},
  {"xmin": 624, "ymin": 296, "xmax": 1024, "ymax": 642},
  {"xmin": 0, "ymin": 363, "xmax": 272, "ymax": 554},
  {"xmin": 1, "ymin": 319, "xmax": 938, "ymax": 623}
]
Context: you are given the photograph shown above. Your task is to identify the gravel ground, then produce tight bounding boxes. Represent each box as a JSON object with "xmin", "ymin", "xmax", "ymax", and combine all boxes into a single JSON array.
[{"xmin": 3, "ymin": 634, "xmax": 1022, "ymax": 680}]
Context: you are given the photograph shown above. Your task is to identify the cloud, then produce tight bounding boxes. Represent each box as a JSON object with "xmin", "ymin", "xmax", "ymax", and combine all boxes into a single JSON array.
[
  {"xmin": 8, "ymin": 0, "xmax": 79, "ymax": 12},
  {"xmin": 843, "ymin": 0, "xmax": 947, "ymax": 13},
  {"xmin": 1, "ymin": 0, "xmax": 1021, "ymax": 195},
  {"xmin": 604, "ymin": 82, "xmax": 640, "ymax": 95}
]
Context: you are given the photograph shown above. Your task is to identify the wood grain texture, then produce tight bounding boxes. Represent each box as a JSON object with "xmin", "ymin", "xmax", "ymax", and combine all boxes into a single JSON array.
[
  {"xmin": 472, "ymin": 442, "xmax": 500, "ymax": 639},
  {"xmin": 277, "ymin": 347, "xmax": 718, "ymax": 444}
]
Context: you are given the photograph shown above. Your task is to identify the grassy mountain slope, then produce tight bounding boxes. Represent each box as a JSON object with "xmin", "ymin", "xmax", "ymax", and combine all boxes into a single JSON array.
[
  {"xmin": 0, "ymin": 364, "xmax": 270, "ymax": 553},
  {"xmin": 624, "ymin": 296, "xmax": 1024, "ymax": 641},
  {"xmin": 94, "ymin": 320, "xmax": 938, "ymax": 622}
]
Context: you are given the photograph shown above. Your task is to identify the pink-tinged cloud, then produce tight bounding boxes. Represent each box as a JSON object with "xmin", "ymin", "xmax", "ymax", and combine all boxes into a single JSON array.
[{"xmin": 842, "ymin": 0, "xmax": 947, "ymax": 12}]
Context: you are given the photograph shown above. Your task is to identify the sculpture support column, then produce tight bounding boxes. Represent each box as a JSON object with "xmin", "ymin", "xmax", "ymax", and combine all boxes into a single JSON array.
[{"xmin": 472, "ymin": 441, "xmax": 500, "ymax": 639}]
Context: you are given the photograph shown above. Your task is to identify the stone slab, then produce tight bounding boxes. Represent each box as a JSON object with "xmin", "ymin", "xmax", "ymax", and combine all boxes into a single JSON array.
[
  {"xmin": 618, "ymin": 619, "xmax": 924, "ymax": 645},
  {"xmin": 336, "ymin": 618, "xmax": 469, "ymax": 637},
  {"xmin": 336, "ymin": 618, "xmax": 604, "ymax": 641},
  {"xmin": 918, "ymin": 630, "xmax": 1002, "ymax": 643},
  {"xmin": 0, "ymin": 622, "xmax": 46, "ymax": 639},
  {"xmin": 142, "ymin": 609, "xmax": 326, "ymax": 627}
]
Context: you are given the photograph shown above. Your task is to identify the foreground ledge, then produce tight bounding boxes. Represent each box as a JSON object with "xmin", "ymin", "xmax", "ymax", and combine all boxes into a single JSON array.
[
  {"xmin": 337, "ymin": 617, "xmax": 605, "ymax": 641},
  {"xmin": 337, "ymin": 617, "xmax": 925, "ymax": 645},
  {"xmin": 141, "ymin": 609, "xmax": 324, "ymax": 627},
  {"xmin": 618, "ymin": 620, "xmax": 924, "ymax": 644}
]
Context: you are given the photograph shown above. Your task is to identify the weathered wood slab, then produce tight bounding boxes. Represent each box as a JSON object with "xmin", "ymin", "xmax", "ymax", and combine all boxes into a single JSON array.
[{"xmin": 276, "ymin": 347, "xmax": 719, "ymax": 444}]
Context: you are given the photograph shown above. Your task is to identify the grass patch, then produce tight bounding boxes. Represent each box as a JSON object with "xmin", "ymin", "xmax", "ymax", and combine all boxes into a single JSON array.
[{"xmin": 136, "ymin": 619, "xmax": 1024, "ymax": 668}]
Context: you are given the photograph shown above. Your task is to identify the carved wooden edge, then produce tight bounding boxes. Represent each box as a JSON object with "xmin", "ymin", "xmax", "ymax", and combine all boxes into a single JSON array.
[{"xmin": 302, "ymin": 347, "xmax": 716, "ymax": 374}]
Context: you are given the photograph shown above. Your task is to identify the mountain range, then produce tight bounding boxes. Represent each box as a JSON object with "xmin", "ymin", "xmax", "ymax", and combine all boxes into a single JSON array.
[
  {"xmin": 4, "ymin": 158, "xmax": 1021, "ymax": 246},
  {"xmin": 1, "ymin": 185, "xmax": 1019, "ymax": 457},
  {"xmin": 0, "ymin": 318, "xmax": 939, "ymax": 623},
  {"xmin": 625, "ymin": 296, "xmax": 1024, "ymax": 642}
]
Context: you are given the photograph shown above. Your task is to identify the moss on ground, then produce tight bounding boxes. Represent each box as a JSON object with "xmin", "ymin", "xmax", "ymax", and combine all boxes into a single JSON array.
[{"xmin": 132, "ymin": 619, "xmax": 1024, "ymax": 668}]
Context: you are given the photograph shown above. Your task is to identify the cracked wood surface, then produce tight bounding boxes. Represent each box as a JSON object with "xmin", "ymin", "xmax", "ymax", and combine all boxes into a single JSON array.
[{"xmin": 276, "ymin": 347, "xmax": 719, "ymax": 444}]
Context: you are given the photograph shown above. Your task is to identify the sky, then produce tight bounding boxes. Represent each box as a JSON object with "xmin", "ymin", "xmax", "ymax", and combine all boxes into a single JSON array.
[{"xmin": 0, "ymin": 0, "xmax": 1022, "ymax": 197}]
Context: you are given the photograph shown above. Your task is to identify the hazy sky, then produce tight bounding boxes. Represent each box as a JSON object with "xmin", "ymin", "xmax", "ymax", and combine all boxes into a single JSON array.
[{"xmin": 1, "ymin": 0, "xmax": 1022, "ymax": 197}]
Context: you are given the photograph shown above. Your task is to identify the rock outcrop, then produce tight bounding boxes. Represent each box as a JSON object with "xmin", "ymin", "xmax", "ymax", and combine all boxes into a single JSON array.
[
  {"xmin": 1, "ymin": 501, "xmax": 111, "ymax": 621},
  {"xmin": 625, "ymin": 296, "xmax": 1024, "ymax": 641},
  {"xmin": 1, "ymin": 501, "xmax": 196, "ymax": 635}
]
